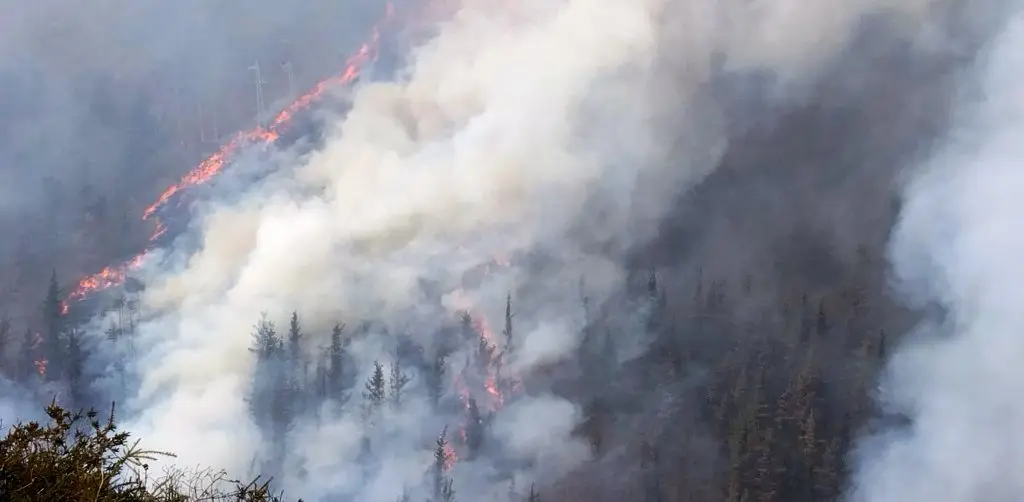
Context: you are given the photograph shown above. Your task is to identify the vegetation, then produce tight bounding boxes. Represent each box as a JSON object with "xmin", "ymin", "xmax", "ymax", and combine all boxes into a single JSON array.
[{"xmin": 0, "ymin": 401, "xmax": 285, "ymax": 501}]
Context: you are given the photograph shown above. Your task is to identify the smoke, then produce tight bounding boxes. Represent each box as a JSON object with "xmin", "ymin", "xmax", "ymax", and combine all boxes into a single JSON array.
[
  {"xmin": 60, "ymin": 0, "xmax": 951, "ymax": 500},
  {"xmin": 848, "ymin": 3, "xmax": 1024, "ymax": 501},
  {"xmin": 0, "ymin": 0, "xmax": 385, "ymax": 324}
]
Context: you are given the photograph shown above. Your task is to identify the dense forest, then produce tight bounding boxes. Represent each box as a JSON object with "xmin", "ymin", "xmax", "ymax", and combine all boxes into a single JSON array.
[{"xmin": 0, "ymin": 0, "xmax": 1012, "ymax": 501}]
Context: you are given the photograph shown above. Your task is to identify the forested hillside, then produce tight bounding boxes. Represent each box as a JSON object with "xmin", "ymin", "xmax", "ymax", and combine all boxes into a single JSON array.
[{"xmin": 0, "ymin": 1, "xmax": 1012, "ymax": 501}]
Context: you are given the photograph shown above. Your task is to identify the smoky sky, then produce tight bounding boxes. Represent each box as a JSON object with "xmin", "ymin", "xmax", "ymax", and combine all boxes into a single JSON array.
[{"xmin": 0, "ymin": 0, "xmax": 389, "ymax": 316}]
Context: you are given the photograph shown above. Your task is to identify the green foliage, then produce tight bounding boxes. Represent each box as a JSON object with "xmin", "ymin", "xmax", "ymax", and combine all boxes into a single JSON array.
[{"xmin": 0, "ymin": 401, "xmax": 290, "ymax": 502}]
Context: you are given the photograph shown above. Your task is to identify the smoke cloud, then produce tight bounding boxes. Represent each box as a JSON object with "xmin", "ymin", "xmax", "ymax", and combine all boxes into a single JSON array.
[
  {"xmin": 57, "ymin": 0, "xmax": 953, "ymax": 500},
  {"xmin": 848, "ymin": 4, "xmax": 1024, "ymax": 501}
]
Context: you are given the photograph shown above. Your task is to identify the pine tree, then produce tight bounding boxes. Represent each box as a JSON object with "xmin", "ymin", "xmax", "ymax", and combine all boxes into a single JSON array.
[
  {"xmin": 459, "ymin": 312, "xmax": 474, "ymax": 343},
  {"xmin": 432, "ymin": 427, "xmax": 456, "ymax": 502},
  {"xmin": 640, "ymin": 440, "xmax": 662, "ymax": 502},
  {"xmin": 426, "ymin": 353, "xmax": 447, "ymax": 408},
  {"xmin": 310, "ymin": 351, "xmax": 327, "ymax": 411},
  {"xmin": 388, "ymin": 361, "xmax": 411, "ymax": 408},
  {"xmin": 527, "ymin": 484, "xmax": 540, "ymax": 502},
  {"xmin": 502, "ymin": 293, "xmax": 513, "ymax": 352},
  {"xmin": 476, "ymin": 336, "xmax": 495, "ymax": 375},
  {"xmin": 287, "ymin": 311, "xmax": 302, "ymax": 366},
  {"xmin": 286, "ymin": 311, "xmax": 305, "ymax": 414},
  {"xmin": 465, "ymin": 397, "xmax": 484, "ymax": 459},
  {"xmin": 397, "ymin": 488, "xmax": 411, "ymax": 502},
  {"xmin": 815, "ymin": 300, "xmax": 829, "ymax": 338},
  {"xmin": 19, "ymin": 328, "xmax": 36, "ymax": 382},
  {"xmin": 247, "ymin": 315, "xmax": 281, "ymax": 435},
  {"xmin": 363, "ymin": 360, "xmax": 386, "ymax": 423},
  {"xmin": 42, "ymin": 270, "xmax": 64, "ymax": 381},
  {"xmin": 365, "ymin": 360, "xmax": 387, "ymax": 403},
  {"xmin": 328, "ymin": 322, "xmax": 348, "ymax": 402},
  {"xmin": 0, "ymin": 315, "xmax": 10, "ymax": 376},
  {"xmin": 66, "ymin": 328, "xmax": 86, "ymax": 410}
]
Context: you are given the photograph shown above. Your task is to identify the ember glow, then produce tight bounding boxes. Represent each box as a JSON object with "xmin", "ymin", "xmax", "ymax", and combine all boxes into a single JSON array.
[{"xmin": 31, "ymin": 331, "xmax": 45, "ymax": 378}]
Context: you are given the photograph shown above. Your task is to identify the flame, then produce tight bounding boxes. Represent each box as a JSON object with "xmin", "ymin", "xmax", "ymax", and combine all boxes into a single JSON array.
[
  {"xmin": 34, "ymin": 359, "xmax": 47, "ymax": 378},
  {"xmin": 65, "ymin": 3, "xmax": 396, "ymax": 306},
  {"xmin": 31, "ymin": 332, "xmax": 46, "ymax": 378},
  {"xmin": 141, "ymin": 23, "xmax": 385, "ymax": 223},
  {"xmin": 443, "ymin": 441, "xmax": 458, "ymax": 471},
  {"xmin": 447, "ymin": 255, "xmax": 519, "ymax": 415},
  {"xmin": 67, "ymin": 254, "xmax": 146, "ymax": 302},
  {"xmin": 150, "ymin": 220, "xmax": 167, "ymax": 242}
]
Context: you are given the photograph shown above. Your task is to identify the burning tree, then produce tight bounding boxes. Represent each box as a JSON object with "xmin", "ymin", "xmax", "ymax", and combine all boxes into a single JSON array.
[{"xmin": 431, "ymin": 427, "xmax": 457, "ymax": 502}]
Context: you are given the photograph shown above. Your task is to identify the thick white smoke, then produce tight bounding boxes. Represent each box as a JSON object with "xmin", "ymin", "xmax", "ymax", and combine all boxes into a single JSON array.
[
  {"xmin": 98, "ymin": 0, "xmax": 945, "ymax": 500},
  {"xmin": 849, "ymin": 5, "xmax": 1024, "ymax": 501}
]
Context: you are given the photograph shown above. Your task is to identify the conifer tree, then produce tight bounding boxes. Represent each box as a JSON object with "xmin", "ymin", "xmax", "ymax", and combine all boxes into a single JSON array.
[
  {"xmin": 287, "ymin": 311, "xmax": 302, "ymax": 367},
  {"xmin": 426, "ymin": 353, "xmax": 447, "ymax": 408},
  {"xmin": 459, "ymin": 312, "xmax": 474, "ymax": 343},
  {"xmin": 363, "ymin": 360, "xmax": 386, "ymax": 423},
  {"xmin": 0, "ymin": 315, "xmax": 10, "ymax": 375},
  {"xmin": 432, "ymin": 427, "xmax": 456, "ymax": 502},
  {"xmin": 527, "ymin": 484, "xmax": 540, "ymax": 502},
  {"xmin": 328, "ymin": 322, "xmax": 348, "ymax": 402},
  {"xmin": 502, "ymin": 293, "xmax": 513, "ymax": 352},
  {"xmin": 66, "ymin": 328, "xmax": 86, "ymax": 410},
  {"xmin": 465, "ymin": 397, "xmax": 484, "ymax": 459},
  {"xmin": 476, "ymin": 336, "xmax": 495, "ymax": 375},
  {"xmin": 388, "ymin": 361, "xmax": 411, "ymax": 408},
  {"xmin": 19, "ymin": 328, "xmax": 36, "ymax": 382},
  {"xmin": 365, "ymin": 360, "xmax": 387, "ymax": 403},
  {"xmin": 42, "ymin": 270, "xmax": 64, "ymax": 381},
  {"xmin": 247, "ymin": 315, "xmax": 281, "ymax": 435}
]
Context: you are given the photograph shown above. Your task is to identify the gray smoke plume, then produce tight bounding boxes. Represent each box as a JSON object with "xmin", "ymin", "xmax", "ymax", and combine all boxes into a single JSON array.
[
  {"xmin": 848, "ymin": 3, "xmax": 1024, "ymax": 501},
  {"xmin": 56, "ymin": 0, "xmax": 951, "ymax": 500}
]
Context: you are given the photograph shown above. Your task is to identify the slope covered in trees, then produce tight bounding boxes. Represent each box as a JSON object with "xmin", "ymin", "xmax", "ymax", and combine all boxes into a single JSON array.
[{"xmin": 0, "ymin": 1, "xmax": 1001, "ymax": 502}]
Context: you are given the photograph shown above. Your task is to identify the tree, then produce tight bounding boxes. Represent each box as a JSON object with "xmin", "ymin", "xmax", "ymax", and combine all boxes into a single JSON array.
[
  {"xmin": 465, "ymin": 397, "xmax": 484, "ymax": 459},
  {"xmin": 526, "ymin": 484, "xmax": 540, "ymax": 502},
  {"xmin": 0, "ymin": 402, "xmax": 289, "ymax": 501},
  {"xmin": 286, "ymin": 311, "xmax": 305, "ymax": 413},
  {"xmin": 502, "ymin": 293, "xmax": 514, "ymax": 352},
  {"xmin": 247, "ymin": 315, "xmax": 282, "ymax": 435},
  {"xmin": 287, "ymin": 311, "xmax": 303, "ymax": 367},
  {"xmin": 388, "ymin": 361, "xmax": 411, "ymax": 408},
  {"xmin": 66, "ymin": 328, "xmax": 86, "ymax": 410},
  {"xmin": 0, "ymin": 314, "xmax": 10, "ymax": 376},
  {"xmin": 426, "ymin": 353, "xmax": 447, "ymax": 408},
  {"xmin": 459, "ymin": 312, "xmax": 474, "ymax": 343},
  {"xmin": 328, "ymin": 322, "xmax": 349, "ymax": 403},
  {"xmin": 42, "ymin": 270, "xmax": 64, "ymax": 381},
  {"xmin": 363, "ymin": 360, "xmax": 386, "ymax": 422},
  {"xmin": 432, "ymin": 427, "xmax": 456, "ymax": 502},
  {"xmin": 18, "ymin": 328, "xmax": 36, "ymax": 382}
]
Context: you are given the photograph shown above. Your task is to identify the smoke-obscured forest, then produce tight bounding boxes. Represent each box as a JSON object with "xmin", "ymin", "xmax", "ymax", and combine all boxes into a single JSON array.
[{"xmin": 1, "ymin": 1, "xmax": 1020, "ymax": 501}]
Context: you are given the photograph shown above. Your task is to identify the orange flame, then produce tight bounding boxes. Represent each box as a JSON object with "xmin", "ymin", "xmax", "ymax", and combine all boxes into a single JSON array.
[
  {"xmin": 141, "ymin": 25, "xmax": 385, "ymax": 223},
  {"xmin": 31, "ymin": 332, "xmax": 46, "ymax": 378},
  {"xmin": 65, "ymin": 4, "xmax": 396, "ymax": 306},
  {"xmin": 449, "ymin": 281, "xmax": 510, "ymax": 412},
  {"xmin": 67, "ymin": 254, "xmax": 146, "ymax": 303},
  {"xmin": 443, "ymin": 441, "xmax": 458, "ymax": 471}
]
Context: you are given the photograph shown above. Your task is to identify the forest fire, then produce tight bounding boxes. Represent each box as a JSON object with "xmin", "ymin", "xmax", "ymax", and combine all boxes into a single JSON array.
[
  {"xmin": 67, "ymin": 255, "xmax": 147, "ymax": 304},
  {"xmin": 63, "ymin": 5, "xmax": 395, "ymax": 307},
  {"xmin": 31, "ymin": 332, "xmax": 45, "ymax": 378},
  {"xmin": 140, "ymin": 26, "xmax": 383, "ymax": 223}
]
